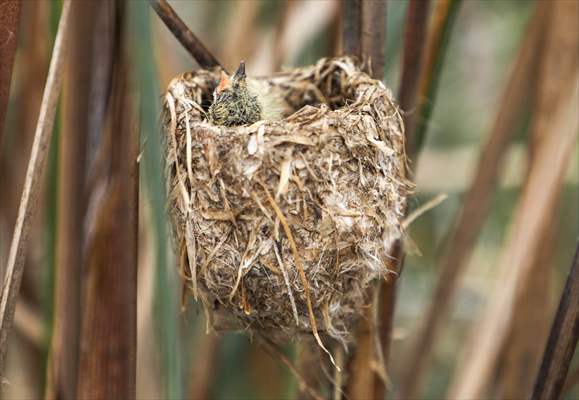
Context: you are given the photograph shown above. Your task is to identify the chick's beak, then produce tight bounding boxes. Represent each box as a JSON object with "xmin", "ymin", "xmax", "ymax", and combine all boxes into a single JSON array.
[
  {"xmin": 233, "ymin": 61, "xmax": 246, "ymax": 81},
  {"xmin": 216, "ymin": 71, "xmax": 230, "ymax": 94}
]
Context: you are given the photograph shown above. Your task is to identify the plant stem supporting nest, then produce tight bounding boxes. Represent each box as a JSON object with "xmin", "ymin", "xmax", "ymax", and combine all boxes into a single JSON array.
[{"xmin": 150, "ymin": 0, "xmax": 226, "ymax": 72}]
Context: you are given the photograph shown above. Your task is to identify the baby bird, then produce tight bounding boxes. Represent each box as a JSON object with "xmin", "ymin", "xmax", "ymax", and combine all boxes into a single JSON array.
[{"xmin": 209, "ymin": 61, "xmax": 282, "ymax": 126}]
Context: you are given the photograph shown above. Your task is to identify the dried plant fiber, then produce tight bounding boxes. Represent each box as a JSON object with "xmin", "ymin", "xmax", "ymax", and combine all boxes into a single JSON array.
[{"xmin": 162, "ymin": 57, "xmax": 411, "ymax": 345}]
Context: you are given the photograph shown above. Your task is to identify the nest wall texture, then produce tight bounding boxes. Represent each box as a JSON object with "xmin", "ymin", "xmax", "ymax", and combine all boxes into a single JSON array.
[{"xmin": 162, "ymin": 57, "xmax": 412, "ymax": 344}]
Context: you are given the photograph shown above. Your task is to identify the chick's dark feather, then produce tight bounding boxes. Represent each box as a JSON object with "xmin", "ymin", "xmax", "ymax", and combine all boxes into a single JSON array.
[{"xmin": 209, "ymin": 86, "xmax": 262, "ymax": 126}]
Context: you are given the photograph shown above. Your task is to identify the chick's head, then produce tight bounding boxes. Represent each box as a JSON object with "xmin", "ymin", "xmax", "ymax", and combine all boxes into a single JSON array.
[{"xmin": 209, "ymin": 61, "xmax": 262, "ymax": 126}]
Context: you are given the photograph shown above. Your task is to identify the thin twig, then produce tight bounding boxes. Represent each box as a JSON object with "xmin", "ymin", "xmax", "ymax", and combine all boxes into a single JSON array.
[
  {"xmin": 402, "ymin": 193, "xmax": 447, "ymax": 230},
  {"xmin": 532, "ymin": 243, "xmax": 579, "ymax": 400},
  {"xmin": 150, "ymin": 0, "xmax": 225, "ymax": 71},
  {"xmin": 0, "ymin": 0, "xmax": 72, "ymax": 379}
]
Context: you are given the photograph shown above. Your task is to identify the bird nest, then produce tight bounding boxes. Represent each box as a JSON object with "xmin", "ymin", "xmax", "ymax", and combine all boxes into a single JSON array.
[{"xmin": 162, "ymin": 57, "xmax": 412, "ymax": 346}]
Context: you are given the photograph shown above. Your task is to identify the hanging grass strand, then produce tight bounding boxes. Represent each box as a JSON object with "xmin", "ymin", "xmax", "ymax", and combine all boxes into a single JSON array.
[{"xmin": 257, "ymin": 179, "xmax": 338, "ymax": 369}]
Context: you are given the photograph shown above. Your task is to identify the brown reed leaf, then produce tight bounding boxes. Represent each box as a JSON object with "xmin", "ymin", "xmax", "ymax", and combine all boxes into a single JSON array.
[
  {"xmin": 45, "ymin": 3, "xmax": 102, "ymax": 398},
  {"xmin": 76, "ymin": 3, "xmax": 138, "ymax": 397}
]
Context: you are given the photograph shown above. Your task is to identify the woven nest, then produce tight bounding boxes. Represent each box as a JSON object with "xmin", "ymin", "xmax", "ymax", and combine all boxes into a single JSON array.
[{"xmin": 162, "ymin": 57, "xmax": 412, "ymax": 345}]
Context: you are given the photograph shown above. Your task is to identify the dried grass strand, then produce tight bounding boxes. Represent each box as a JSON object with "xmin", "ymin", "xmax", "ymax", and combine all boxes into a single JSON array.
[
  {"xmin": 257, "ymin": 179, "xmax": 338, "ymax": 369},
  {"xmin": 165, "ymin": 91, "xmax": 190, "ymax": 206},
  {"xmin": 273, "ymin": 242, "xmax": 299, "ymax": 326},
  {"xmin": 402, "ymin": 193, "xmax": 447, "ymax": 230},
  {"xmin": 185, "ymin": 217, "xmax": 198, "ymax": 299}
]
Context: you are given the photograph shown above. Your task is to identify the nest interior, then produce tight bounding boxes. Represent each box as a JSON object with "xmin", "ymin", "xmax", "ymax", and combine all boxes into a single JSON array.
[{"xmin": 162, "ymin": 57, "xmax": 412, "ymax": 345}]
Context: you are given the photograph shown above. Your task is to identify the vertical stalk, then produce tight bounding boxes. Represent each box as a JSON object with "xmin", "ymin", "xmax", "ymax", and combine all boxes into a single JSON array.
[
  {"xmin": 360, "ymin": 0, "xmax": 387, "ymax": 79},
  {"xmin": 76, "ymin": 2, "xmax": 138, "ymax": 398},
  {"xmin": 345, "ymin": 2, "xmax": 389, "ymax": 398},
  {"xmin": 398, "ymin": 0, "xmax": 430, "ymax": 155}
]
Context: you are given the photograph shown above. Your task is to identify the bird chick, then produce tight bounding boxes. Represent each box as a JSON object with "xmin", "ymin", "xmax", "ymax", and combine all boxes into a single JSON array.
[{"xmin": 209, "ymin": 61, "xmax": 282, "ymax": 126}]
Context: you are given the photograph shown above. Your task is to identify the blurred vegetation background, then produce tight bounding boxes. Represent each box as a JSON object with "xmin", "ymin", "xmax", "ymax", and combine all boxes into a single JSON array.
[{"xmin": 0, "ymin": 1, "xmax": 577, "ymax": 399}]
